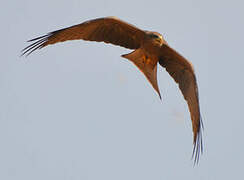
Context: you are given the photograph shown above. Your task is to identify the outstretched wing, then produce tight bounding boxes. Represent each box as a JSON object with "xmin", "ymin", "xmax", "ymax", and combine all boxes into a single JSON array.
[
  {"xmin": 158, "ymin": 44, "xmax": 203, "ymax": 164},
  {"xmin": 22, "ymin": 17, "xmax": 146, "ymax": 56}
]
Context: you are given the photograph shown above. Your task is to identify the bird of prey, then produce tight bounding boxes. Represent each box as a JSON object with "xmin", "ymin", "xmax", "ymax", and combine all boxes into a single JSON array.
[{"xmin": 22, "ymin": 16, "xmax": 203, "ymax": 163}]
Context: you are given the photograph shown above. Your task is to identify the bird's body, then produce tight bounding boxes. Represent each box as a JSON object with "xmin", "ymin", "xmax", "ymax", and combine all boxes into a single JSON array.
[
  {"xmin": 22, "ymin": 16, "xmax": 203, "ymax": 163},
  {"xmin": 122, "ymin": 31, "xmax": 165, "ymax": 98}
]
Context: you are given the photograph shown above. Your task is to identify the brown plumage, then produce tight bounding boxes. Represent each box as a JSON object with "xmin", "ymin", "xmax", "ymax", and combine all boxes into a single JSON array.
[{"xmin": 22, "ymin": 16, "xmax": 203, "ymax": 164}]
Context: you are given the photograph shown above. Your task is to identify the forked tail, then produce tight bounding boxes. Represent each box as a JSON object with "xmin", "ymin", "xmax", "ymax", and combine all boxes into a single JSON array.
[{"xmin": 122, "ymin": 49, "xmax": 161, "ymax": 99}]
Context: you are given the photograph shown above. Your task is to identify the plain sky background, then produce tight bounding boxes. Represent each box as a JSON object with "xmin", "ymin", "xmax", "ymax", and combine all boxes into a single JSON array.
[{"xmin": 1, "ymin": 0, "xmax": 244, "ymax": 179}]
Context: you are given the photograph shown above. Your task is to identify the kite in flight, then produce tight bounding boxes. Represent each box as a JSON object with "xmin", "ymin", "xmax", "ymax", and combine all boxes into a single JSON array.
[{"xmin": 22, "ymin": 16, "xmax": 203, "ymax": 163}]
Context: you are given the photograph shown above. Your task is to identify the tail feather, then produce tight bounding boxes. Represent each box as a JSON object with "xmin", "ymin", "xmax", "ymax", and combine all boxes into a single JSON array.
[{"xmin": 122, "ymin": 49, "xmax": 161, "ymax": 99}]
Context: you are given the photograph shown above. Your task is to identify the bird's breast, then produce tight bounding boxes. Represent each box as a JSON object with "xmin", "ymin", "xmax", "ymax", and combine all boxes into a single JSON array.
[{"xmin": 141, "ymin": 40, "xmax": 162, "ymax": 62}]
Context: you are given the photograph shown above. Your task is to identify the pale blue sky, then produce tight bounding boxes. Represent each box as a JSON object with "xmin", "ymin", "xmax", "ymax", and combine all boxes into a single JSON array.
[{"xmin": 1, "ymin": 0, "xmax": 244, "ymax": 179}]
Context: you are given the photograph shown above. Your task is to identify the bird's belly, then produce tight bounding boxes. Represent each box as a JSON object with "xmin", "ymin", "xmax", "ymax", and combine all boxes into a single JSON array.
[{"xmin": 142, "ymin": 44, "xmax": 161, "ymax": 64}]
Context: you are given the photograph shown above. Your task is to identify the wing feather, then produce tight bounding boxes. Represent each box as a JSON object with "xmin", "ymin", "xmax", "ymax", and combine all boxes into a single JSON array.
[
  {"xmin": 21, "ymin": 17, "xmax": 146, "ymax": 56},
  {"xmin": 159, "ymin": 44, "xmax": 203, "ymax": 164}
]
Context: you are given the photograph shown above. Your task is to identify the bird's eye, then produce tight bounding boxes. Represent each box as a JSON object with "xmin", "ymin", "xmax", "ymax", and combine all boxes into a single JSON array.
[{"xmin": 150, "ymin": 34, "xmax": 159, "ymax": 39}]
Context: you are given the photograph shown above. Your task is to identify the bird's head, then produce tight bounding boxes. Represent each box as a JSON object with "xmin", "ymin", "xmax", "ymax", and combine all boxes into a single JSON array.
[{"xmin": 146, "ymin": 31, "xmax": 165, "ymax": 46}]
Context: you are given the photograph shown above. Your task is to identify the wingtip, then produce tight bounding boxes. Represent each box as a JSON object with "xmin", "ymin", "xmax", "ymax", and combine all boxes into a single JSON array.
[
  {"xmin": 21, "ymin": 34, "xmax": 50, "ymax": 57},
  {"xmin": 191, "ymin": 117, "xmax": 204, "ymax": 166},
  {"xmin": 158, "ymin": 93, "xmax": 162, "ymax": 101}
]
